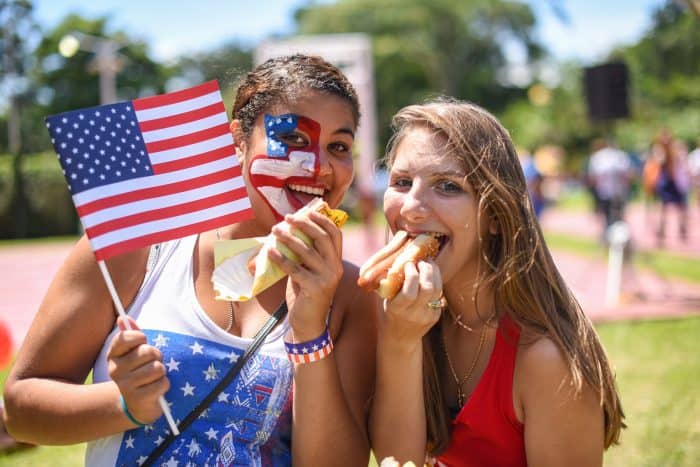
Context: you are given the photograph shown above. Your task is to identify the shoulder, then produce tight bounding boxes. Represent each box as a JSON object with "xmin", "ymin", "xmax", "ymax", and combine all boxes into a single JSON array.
[
  {"xmin": 328, "ymin": 260, "xmax": 380, "ymax": 339},
  {"xmin": 60, "ymin": 236, "xmax": 150, "ymax": 293},
  {"xmin": 514, "ymin": 332, "xmax": 602, "ymax": 420},
  {"xmin": 514, "ymin": 333, "xmax": 605, "ymax": 464},
  {"xmin": 104, "ymin": 244, "xmax": 151, "ymax": 305},
  {"xmin": 337, "ymin": 259, "xmax": 366, "ymax": 301},
  {"xmin": 516, "ymin": 333, "xmax": 569, "ymax": 384},
  {"xmin": 513, "ymin": 333, "xmax": 574, "ymax": 417},
  {"xmin": 338, "ymin": 259, "xmax": 379, "ymax": 312},
  {"xmin": 513, "ymin": 331, "xmax": 571, "ymax": 404}
]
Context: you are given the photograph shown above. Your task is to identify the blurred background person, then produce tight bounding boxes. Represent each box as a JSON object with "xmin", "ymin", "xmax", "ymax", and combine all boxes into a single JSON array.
[
  {"xmin": 586, "ymin": 138, "xmax": 634, "ymax": 242},
  {"xmin": 688, "ymin": 137, "xmax": 700, "ymax": 218},
  {"xmin": 650, "ymin": 129, "xmax": 691, "ymax": 245},
  {"xmin": 518, "ymin": 147, "xmax": 547, "ymax": 219}
]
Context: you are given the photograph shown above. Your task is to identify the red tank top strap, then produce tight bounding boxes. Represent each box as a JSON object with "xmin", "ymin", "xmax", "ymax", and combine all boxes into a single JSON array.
[
  {"xmin": 498, "ymin": 313, "xmax": 521, "ymax": 346},
  {"xmin": 435, "ymin": 313, "xmax": 526, "ymax": 467},
  {"xmin": 493, "ymin": 314, "xmax": 521, "ymax": 428}
]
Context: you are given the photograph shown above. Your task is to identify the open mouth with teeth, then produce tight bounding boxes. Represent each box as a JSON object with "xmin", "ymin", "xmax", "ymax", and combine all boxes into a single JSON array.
[{"xmin": 286, "ymin": 182, "xmax": 327, "ymax": 210}]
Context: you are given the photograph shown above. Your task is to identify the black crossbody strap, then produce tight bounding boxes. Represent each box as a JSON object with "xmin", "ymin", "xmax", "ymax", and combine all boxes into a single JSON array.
[{"xmin": 142, "ymin": 302, "xmax": 288, "ymax": 467}]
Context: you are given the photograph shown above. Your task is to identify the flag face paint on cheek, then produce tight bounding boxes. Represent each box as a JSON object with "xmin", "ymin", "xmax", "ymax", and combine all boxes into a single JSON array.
[{"xmin": 249, "ymin": 114, "xmax": 323, "ymax": 220}]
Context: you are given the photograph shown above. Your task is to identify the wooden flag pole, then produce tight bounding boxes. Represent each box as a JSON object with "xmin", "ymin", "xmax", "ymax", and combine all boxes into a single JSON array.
[{"xmin": 97, "ymin": 261, "xmax": 180, "ymax": 436}]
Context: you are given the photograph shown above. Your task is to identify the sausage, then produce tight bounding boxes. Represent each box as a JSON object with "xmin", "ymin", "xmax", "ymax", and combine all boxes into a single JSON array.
[
  {"xmin": 357, "ymin": 230, "xmax": 409, "ymax": 290},
  {"xmin": 358, "ymin": 232, "xmax": 440, "ymax": 299}
]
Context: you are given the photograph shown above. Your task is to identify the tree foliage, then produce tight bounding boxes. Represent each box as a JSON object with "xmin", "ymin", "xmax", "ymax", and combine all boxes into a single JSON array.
[
  {"xmin": 502, "ymin": 0, "xmax": 699, "ymax": 163},
  {"xmin": 500, "ymin": 61, "xmax": 596, "ymax": 164},
  {"xmin": 0, "ymin": 0, "xmax": 35, "ymax": 78},
  {"xmin": 34, "ymin": 14, "xmax": 173, "ymax": 116},
  {"xmin": 614, "ymin": 0, "xmax": 700, "ymax": 147},
  {"xmin": 14, "ymin": 14, "xmax": 174, "ymax": 152},
  {"xmin": 0, "ymin": 0, "xmax": 39, "ymax": 153},
  {"xmin": 174, "ymin": 42, "xmax": 253, "ymax": 116},
  {"xmin": 293, "ymin": 0, "xmax": 543, "ymax": 147},
  {"xmin": 2, "ymin": 0, "xmax": 698, "ymax": 167}
]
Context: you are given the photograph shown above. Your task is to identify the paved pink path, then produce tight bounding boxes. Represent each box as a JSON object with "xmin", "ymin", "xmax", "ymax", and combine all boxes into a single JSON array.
[
  {"xmin": 2, "ymin": 210, "xmax": 699, "ymax": 350},
  {"xmin": 0, "ymin": 240, "xmax": 74, "ymax": 353},
  {"xmin": 344, "ymin": 223, "xmax": 700, "ymax": 325},
  {"xmin": 540, "ymin": 201, "xmax": 700, "ymax": 259}
]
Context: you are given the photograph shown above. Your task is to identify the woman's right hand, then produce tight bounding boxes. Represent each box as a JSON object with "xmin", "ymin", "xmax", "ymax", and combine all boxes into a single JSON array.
[
  {"xmin": 107, "ymin": 317, "xmax": 170, "ymax": 425},
  {"xmin": 380, "ymin": 259, "xmax": 442, "ymax": 353}
]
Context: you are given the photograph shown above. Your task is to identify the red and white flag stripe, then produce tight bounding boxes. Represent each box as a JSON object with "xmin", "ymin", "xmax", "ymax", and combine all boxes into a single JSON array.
[{"xmin": 71, "ymin": 80, "xmax": 252, "ymax": 260}]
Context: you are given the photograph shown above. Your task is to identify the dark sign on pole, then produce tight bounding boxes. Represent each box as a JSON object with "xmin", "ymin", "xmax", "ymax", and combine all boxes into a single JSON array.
[{"xmin": 583, "ymin": 62, "xmax": 630, "ymax": 121}]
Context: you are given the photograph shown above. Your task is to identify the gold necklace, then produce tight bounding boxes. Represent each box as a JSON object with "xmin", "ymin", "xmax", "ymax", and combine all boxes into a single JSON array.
[
  {"xmin": 441, "ymin": 317, "xmax": 490, "ymax": 407},
  {"xmin": 448, "ymin": 308, "xmax": 474, "ymax": 332}
]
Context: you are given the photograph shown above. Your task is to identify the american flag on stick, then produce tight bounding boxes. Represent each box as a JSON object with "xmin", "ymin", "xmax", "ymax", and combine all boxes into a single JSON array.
[
  {"xmin": 45, "ymin": 80, "xmax": 254, "ymax": 437},
  {"xmin": 46, "ymin": 80, "xmax": 253, "ymax": 260}
]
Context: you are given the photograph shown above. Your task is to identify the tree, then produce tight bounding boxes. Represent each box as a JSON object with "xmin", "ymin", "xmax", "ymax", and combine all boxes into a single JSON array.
[
  {"xmin": 34, "ymin": 14, "xmax": 173, "ymax": 118},
  {"xmin": 292, "ymin": 0, "xmax": 544, "ymax": 147},
  {"xmin": 174, "ymin": 42, "xmax": 253, "ymax": 116},
  {"xmin": 499, "ymin": 61, "xmax": 598, "ymax": 166},
  {"xmin": 0, "ymin": 0, "xmax": 39, "ymax": 237},
  {"xmin": 8, "ymin": 13, "xmax": 175, "ymax": 154},
  {"xmin": 0, "ymin": 0, "xmax": 37, "ymax": 155},
  {"xmin": 501, "ymin": 0, "xmax": 700, "ymax": 169},
  {"xmin": 614, "ymin": 0, "xmax": 700, "ymax": 145}
]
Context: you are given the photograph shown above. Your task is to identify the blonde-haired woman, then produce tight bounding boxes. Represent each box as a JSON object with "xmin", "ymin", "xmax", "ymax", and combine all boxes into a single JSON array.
[{"xmin": 370, "ymin": 98, "xmax": 624, "ymax": 466}]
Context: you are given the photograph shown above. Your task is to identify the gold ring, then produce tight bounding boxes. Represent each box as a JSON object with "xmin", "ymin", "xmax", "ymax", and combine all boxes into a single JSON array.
[{"xmin": 427, "ymin": 299, "xmax": 443, "ymax": 310}]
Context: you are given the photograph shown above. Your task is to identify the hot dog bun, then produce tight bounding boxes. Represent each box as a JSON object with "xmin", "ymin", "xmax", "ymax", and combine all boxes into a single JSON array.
[
  {"xmin": 357, "ymin": 230, "xmax": 409, "ymax": 290},
  {"xmin": 213, "ymin": 198, "xmax": 348, "ymax": 302},
  {"xmin": 358, "ymin": 232, "xmax": 440, "ymax": 299}
]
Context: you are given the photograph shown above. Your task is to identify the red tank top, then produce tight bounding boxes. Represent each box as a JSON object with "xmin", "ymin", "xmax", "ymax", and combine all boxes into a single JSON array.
[{"xmin": 435, "ymin": 316, "xmax": 526, "ymax": 467}]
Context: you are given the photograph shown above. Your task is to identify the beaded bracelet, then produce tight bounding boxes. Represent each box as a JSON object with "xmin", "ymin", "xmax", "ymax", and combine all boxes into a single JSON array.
[
  {"xmin": 120, "ymin": 394, "xmax": 147, "ymax": 427},
  {"xmin": 284, "ymin": 327, "xmax": 334, "ymax": 364}
]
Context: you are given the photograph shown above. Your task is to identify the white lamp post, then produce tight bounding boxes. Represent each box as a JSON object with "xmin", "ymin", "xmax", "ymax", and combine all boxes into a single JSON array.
[{"xmin": 605, "ymin": 221, "xmax": 630, "ymax": 307}]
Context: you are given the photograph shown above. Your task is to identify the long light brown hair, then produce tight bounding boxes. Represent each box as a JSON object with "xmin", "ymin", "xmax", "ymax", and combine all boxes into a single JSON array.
[{"xmin": 385, "ymin": 97, "xmax": 625, "ymax": 455}]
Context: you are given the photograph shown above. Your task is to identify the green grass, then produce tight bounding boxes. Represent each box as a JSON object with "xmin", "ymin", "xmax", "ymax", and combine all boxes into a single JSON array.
[
  {"xmin": 553, "ymin": 186, "xmax": 594, "ymax": 212},
  {"xmin": 552, "ymin": 187, "xmax": 650, "ymax": 213},
  {"xmin": 2, "ymin": 317, "xmax": 698, "ymax": 466},
  {"xmin": 0, "ymin": 444, "xmax": 86, "ymax": 466},
  {"xmin": 599, "ymin": 316, "xmax": 700, "ymax": 466},
  {"xmin": 0, "ymin": 236, "xmax": 78, "ymax": 248},
  {"xmin": 544, "ymin": 232, "xmax": 700, "ymax": 284}
]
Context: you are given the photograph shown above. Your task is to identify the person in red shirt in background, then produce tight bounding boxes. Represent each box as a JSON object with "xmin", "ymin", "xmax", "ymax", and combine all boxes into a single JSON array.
[{"xmin": 369, "ymin": 98, "xmax": 625, "ymax": 467}]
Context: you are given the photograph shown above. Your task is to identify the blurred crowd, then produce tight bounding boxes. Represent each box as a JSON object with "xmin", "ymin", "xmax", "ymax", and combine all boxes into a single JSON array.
[
  {"xmin": 585, "ymin": 130, "xmax": 698, "ymax": 247},
  {"xmin": 512, "ymin": 131, "xmax": 700, "ymax": 249},
  {"xmin": 641, "ymin": 130, "xmax": 699, "ymax": 246}
]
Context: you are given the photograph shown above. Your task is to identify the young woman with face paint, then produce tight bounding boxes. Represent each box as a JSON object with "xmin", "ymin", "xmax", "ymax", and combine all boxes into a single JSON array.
[
  {"xmin": 369, "ymin": 99, "xmax": 625, "ymax": 467},
  {"xmin": 3, "ymin": 55, "xmax": 378, "ymax": 466}
]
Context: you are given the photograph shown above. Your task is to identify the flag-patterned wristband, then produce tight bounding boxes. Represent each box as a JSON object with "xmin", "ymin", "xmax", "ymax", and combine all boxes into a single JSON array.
[{"xmin": 285, "ymin": 328, "xmax": 334, "ymax": 364}]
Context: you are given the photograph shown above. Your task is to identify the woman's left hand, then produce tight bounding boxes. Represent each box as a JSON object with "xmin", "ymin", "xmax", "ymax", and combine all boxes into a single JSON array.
[{"xmin": 268, "ymin": 210, "xmax": 343, "ymax": 340}]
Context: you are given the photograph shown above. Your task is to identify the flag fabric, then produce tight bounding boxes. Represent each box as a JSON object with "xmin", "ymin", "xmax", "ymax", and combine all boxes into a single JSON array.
[
  {"xmin": 45, "ymin": 81, "xmax": 253, "ymax": 260},
  {"xmin": 111, "ymin": 330, "xmax": 292, "ymax": 466}
]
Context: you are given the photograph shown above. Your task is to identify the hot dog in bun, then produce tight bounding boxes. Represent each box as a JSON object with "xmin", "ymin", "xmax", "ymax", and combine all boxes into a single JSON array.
[{"xmin": 358, "ymin": 231, "xmax": 441, "ymax": 299}]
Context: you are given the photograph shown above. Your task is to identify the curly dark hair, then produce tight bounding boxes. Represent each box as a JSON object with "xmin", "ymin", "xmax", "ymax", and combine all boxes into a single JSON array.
[{"xmin": 232, "ymin": 54, "xmax": 360, "ymax": 140}]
